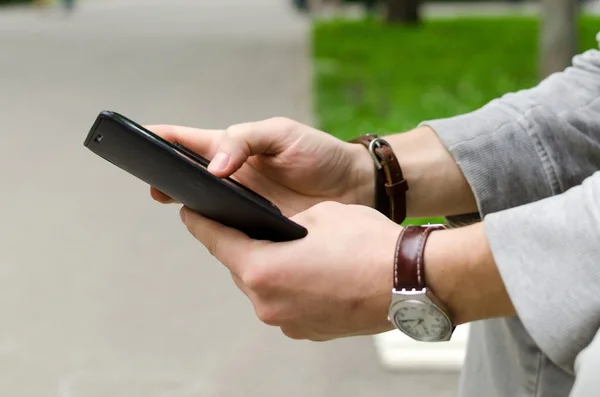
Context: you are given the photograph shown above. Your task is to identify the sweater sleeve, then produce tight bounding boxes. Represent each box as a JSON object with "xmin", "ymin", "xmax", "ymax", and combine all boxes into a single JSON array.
[
  {"xmin": 484, "ymin": 171, "xmax": 600, "ymax": 373},
  {"xmin": 420, "ymin": 32, "xmax": 600, "ymax": 225}
]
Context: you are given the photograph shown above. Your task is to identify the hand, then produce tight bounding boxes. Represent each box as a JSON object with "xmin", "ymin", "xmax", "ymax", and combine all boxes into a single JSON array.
[
  {"xmin": 179, "ymin": 201, "xmax": 401, "ymax": 340},
  {"xmin": 146, "ymin": 117, "xmax": 375, "ymax": 216}
]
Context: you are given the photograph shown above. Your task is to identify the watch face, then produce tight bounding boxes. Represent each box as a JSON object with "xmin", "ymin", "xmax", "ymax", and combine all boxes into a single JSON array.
[{"xmin": 393, "ymin": 300, "xmax": 452, "ymax": 341}]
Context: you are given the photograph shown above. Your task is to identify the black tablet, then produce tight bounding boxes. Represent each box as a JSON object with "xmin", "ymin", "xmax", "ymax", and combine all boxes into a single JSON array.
[{"xmin": 83, "ymin": 111, "xmax": 308, "ymax": 242}]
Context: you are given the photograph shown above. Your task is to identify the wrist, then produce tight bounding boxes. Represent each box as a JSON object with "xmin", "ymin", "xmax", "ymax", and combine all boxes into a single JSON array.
[
  {"xmin": 348, "ymin": 140, "xmax": 377, "ymax": 208},
  {"xmin": 372, "ymin": 222, "xmax": 405, "ymax": 333},
  {"xmin": 347, "ymin": 134, "xmax": 409, "ymax": 224},
  {"xmin": 424, "ymin": 222, "xmax": 515, "ymax": 325}
]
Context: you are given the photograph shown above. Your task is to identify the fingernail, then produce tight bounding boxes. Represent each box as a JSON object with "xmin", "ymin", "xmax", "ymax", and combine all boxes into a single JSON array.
[
  {"xmin": 180, "ymin": 207, "xmax": 187, "ymax": 223},
  {"xmin": 208, "ymin": 152, "xmax": 230, "ymax": 173}
]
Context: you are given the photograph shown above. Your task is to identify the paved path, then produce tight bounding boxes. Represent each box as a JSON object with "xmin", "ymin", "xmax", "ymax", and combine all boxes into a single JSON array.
[{"xmin": 0, "ymin": 1, "xmax": 459, "ymax": 396}]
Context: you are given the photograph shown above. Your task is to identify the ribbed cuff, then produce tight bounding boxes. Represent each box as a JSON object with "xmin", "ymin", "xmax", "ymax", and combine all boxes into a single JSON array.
[{"xmin": 419, "ymin": 103, "xmax": 554, "ymax": 220}]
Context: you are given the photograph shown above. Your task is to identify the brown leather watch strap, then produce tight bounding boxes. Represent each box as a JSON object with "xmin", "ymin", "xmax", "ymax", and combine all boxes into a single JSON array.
[
  {"xmin": 349, "ymin": 134, "xmax": 408, "ymax": 224},
  {"xmin": 394, "ymin": 225, "xmax": 446, "ymax": 290}
]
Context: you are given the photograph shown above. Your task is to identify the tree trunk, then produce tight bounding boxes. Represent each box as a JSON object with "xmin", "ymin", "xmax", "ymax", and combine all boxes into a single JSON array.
[
  {"xmin": 539, "ymin": 0, "xmax": 578, "ymax": 80},
  {"xmin": 384, "ymin": 0, "xmax": 421, "ymax": 25}
]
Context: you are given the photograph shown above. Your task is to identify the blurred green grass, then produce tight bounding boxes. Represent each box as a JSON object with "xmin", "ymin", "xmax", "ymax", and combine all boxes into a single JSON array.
[{"xmin": 312, "ymin": 16, "xmax": 600, "ymax": 224}]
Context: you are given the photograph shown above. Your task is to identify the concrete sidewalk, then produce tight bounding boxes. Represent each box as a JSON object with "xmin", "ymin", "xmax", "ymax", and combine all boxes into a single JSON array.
[{"xmin": 0, "ymin": 1, "xmax": 459, "ymax": 396}]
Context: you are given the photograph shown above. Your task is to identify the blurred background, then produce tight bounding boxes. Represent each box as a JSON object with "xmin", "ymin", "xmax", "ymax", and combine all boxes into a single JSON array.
[{"xmin": 0, "ymin": 0, "xmax": 598, "ymax": 396}]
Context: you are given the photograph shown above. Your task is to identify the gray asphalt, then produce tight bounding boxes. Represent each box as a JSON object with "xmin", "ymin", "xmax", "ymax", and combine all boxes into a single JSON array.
[{"xmin": 0, "ymin": 1, "xmax": 459, "ymax": 396}]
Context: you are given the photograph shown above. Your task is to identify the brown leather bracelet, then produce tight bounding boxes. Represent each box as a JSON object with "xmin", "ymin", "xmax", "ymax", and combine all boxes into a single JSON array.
[{"xmin": 349, "ymin": 134, "xmax": 409, "ymax": 224}]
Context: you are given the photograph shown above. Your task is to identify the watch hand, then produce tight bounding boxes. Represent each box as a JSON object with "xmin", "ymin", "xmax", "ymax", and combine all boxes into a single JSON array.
[{"xmin": 400, "ymin": 319, "xmax": 418, "ymax": 324}]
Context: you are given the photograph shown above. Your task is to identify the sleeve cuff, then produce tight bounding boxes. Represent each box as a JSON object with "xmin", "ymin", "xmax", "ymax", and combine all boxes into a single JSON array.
[
  {"xmin": 483, "ymin": 172, "xmax": 600, "ymax": 373},
  {"xmin": 419, "ymin": 103, "xmax": 556, "ymax": 221}
]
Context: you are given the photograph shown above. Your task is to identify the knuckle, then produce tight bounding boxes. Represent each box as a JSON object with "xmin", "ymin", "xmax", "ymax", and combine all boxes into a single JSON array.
[
  {"xmin": 223, "ymin": 124, "xmax": 251, "ymax": 154},
  {"xmin": 225, "ymin": 123, "xmax": 244, "ymax": 137},
  {"xmin": 280, "ymin": 327, "xmax": 306, "ymax": 341},
  {"xmin": 268, "ymin": 117, "xmax": 297, "ymax": 134},
  {"xmin": 241, "ymin": 263, "xmax": 271, "ymax": 293},
  {"xmin": 255, "ymin": 304, "xmax": 280, "ymax": 326},
  {"xmin": 268, "ymin": 116, "xmax": 294, "ymax": 127}
]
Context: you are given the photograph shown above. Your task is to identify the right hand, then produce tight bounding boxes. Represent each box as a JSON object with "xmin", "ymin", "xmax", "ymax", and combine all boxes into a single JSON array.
[{"xmin": 146, "ymin": 117, "xmax": 375, "ymax": 217}]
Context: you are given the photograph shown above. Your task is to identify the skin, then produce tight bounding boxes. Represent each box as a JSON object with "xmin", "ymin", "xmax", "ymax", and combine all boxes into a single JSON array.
[{"xmin": 145, "ymin": 117, "xmax": 516, "ymax": 340}]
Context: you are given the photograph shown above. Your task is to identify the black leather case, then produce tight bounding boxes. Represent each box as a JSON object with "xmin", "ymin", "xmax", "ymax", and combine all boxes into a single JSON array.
[{"xmin": 83, "ymin": 111, "xmax": 307, "ymax": 242}]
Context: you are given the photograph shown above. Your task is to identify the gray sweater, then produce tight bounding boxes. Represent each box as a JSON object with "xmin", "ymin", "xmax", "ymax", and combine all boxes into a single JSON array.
[{"xmin": 421, "ymin": 32, "xmax": 600, "ymax": 397}]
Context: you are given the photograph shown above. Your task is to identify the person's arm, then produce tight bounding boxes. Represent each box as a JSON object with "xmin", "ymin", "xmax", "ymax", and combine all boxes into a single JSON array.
[
  {"xmin": 362, "ymin": 34, "xmax": 600, "ymax": 220},
  {"xmin": 424, "ymin": 170, "xmax": 600, "ymax": 374}
]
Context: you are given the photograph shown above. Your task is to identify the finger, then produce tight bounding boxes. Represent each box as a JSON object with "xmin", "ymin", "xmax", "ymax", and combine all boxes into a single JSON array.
[
  {"xmin": 209, "ymin": 117, "xmax": 301, "ymax": 177},
  {"xmin": 145, "ymin": 124, "xmax": 222, "ymax": 159},
  {"xmin": 145, "ymin": 124, "xmax": 220, "ymax": 204},
  {"xmin": 180, "ymin": 206, "xmax": 264, "ymax": 276},
  {"xmin": 150, "ymin": 187, "xmax": 178, "ymax": 204}
]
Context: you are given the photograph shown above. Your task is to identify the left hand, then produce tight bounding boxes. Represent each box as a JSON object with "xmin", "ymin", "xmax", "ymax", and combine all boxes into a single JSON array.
[
  {"xmin": 145, "ymin": 118, "xmax": 376, "ymax": 217},
  {"xmin": 180, "ymin": 201, "xmax": 402, "ymax": 341}
]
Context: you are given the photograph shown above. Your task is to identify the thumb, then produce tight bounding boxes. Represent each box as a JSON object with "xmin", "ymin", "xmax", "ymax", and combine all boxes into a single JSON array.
[{"xmin": 208, "ymin": 118, "xmax": 300, "ymax": 177}]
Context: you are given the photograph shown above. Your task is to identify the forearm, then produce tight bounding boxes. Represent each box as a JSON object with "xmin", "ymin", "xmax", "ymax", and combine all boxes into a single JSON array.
[
  {"xmin": 389, "ymin": 126, "xmax": 478, "ymax": 218},
  {"xmin": 424, "ymin": 222, "xmax": 515, "ymax": 326},
  {"xmin": 353, "ymin": 126, "xmax": 478, "ymax": 218}
]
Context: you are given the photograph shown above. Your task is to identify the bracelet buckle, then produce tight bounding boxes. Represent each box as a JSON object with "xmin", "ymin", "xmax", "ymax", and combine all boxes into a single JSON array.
[{"xmin": 367, "ymin": 137, "xmax": 391, "ymax": 170}]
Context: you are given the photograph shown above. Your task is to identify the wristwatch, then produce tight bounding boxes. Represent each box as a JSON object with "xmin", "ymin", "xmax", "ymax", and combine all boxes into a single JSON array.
[{"xmin": 388, "ymin": 224, "xmax": 455, "ymax": 342}]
